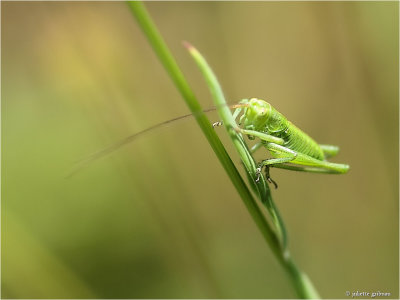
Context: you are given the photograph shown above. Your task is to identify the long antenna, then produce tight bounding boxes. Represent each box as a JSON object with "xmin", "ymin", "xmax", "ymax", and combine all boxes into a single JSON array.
[{"xmin": 67, "ymin": 103, "xmax": 246, "ymax": 177}]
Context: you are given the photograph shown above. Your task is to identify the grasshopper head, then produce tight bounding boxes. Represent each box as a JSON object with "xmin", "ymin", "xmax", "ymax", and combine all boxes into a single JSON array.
[{"xmin": 240, "ymin": 98, "xmax": 272, "ymax": 132}]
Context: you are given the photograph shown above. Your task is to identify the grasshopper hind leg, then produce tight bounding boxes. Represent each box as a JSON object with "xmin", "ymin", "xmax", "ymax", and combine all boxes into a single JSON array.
[
  {"xmin": 256, "ymin": 142, "xmax": 349, "ymax": 185},
  {"xmin": 264, "ymin": 143, "xmax": 349, "ymax": 174}
]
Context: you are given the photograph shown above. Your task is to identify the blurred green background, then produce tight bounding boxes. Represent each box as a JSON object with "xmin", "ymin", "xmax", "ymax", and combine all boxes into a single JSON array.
[{"xmin": 2, "ymin": 1, "xmax": 398, "ymax": 299}]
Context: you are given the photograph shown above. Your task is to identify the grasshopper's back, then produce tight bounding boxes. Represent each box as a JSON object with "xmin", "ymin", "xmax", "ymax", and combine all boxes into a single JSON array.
[{"xmin": 278, "ymin": 121, "xmax": 324, "ymax": 160}]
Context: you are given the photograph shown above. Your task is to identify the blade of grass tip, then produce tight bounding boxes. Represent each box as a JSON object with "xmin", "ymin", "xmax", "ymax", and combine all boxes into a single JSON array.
[{"xmin": 184, "ymin": 42, "xmax": 321, "ymax": 299}]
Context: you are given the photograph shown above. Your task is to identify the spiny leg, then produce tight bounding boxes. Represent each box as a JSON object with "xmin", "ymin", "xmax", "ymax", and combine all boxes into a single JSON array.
[
  {"xmin": 239, "ymin": 129, "xmax": 349, "ymax": 182},
  {"xmin": 258, "ymin": 143, "xmax": 349, "ymax": 185},
  {"xmin": 239, "ymin": 129, "xmax": 341, "ymax": 169},
  {"xmin": 266, "ymin": 143, "xmax": 349, "ymax": 174}
]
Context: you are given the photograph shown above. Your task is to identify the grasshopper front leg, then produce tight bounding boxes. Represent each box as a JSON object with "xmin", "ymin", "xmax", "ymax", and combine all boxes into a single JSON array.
[{"xmin": 237, "ymin": 128, "xmax": 285, "ymax": 145}]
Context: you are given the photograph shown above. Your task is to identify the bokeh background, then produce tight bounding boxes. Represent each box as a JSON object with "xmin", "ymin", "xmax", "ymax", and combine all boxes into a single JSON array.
[{"xmin": 2, "ymin": 1, "xmax": 398, "ymax": 299}]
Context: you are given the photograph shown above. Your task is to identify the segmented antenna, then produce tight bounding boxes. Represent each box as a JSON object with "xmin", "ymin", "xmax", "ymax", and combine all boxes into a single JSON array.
[{"xmin": 67, "ymin": 102, "xmax": 247, "ymax": 177}]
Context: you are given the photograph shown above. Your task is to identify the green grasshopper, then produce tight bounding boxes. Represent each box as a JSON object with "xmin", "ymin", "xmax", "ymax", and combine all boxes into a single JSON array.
[
  {"xmin": 229, "ymin": 98, "xmax": 349, "ymax": 186},
  {"xmin": 71, "ymin": 98, "xmax": 349, "ymax": 185}
]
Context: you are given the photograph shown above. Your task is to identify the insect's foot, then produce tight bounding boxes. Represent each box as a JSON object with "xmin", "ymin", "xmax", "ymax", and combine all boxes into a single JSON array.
[
  {"xmin": 255, "ymin": 166, "xmax": 262, "ymax": 183},
  {"xmin": 267, "ymin": 177, "xmax": 278, "ymax": 189},
  {"xmin": 212, "ymin": 121, "xmax": 223, "ymax": 128},
  {"xmin": 264, "ymin": 166, "xmax": 278, "ymax": 189}
]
